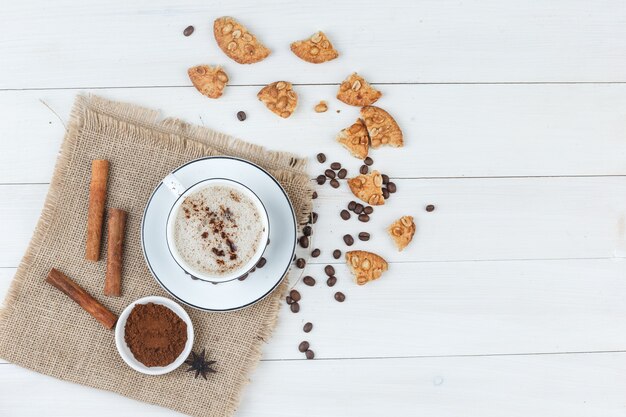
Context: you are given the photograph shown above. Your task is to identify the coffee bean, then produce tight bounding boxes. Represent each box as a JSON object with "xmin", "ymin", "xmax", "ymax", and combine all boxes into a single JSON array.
[
  {"xmin": 311, "ymin": 248, "xmax": 321, "ymax": 257},
  {"xmin": 382, "ymin": 188, "xmax": 390, "ymax": 199},
  {"xmin": 364, "ymin": 206, "xmax": 374, "ymax": 215},
  {"xmin": 348, "ymin": 201, "xmax": 357, "ymax": 211},
  {"xmin": 340, "ymin": 209, "xmax": 351, "ymax": 220},
  {"xmin": 358, "ymin": 214, "xmax": 370, "ymax": 222},
  {"xmin": 305, "ymin": 349, "xmax": 315, "ymax": 359},
  {"xmin": 299, "ymin": 236, "xmax": 310, "ymax": 248},
  {"xmin": 358, "ymin": 232, "xmax": 370, "ymax": 241},
  {"xmin": 303, "ymin": 276, "xmax": 316, "ymax": 286},
  {"xmin": 316, "ymin": 175, "xmax": 326, "ymax": 185},
  {"xmin": 359, "ymin": 165, "xmax": 369, "ymax": 174},
  {"xmin": 249, "ymin": 267, "xmax": 256, "ymax": 274},
  {"xmin": 330, "ymin": 162, "xmax": 341, "ymax": 170},
  {"xmin": 330, "ymin": 179, "xmax": 340, "ymax": 188},
  {"xmin": 334, "ymin": 292, "xmax": 346, "ymax": 302},
  {"xmin": 387, "ymin": 182, "xmax": 397, "ymax": 193},
  {"xmin": 325, "ymin": 169, "xmax": 336, "ymax": 179},
  {"xmin": 238, "ymin": 273, "xmax": 248, "ymax": 281},
  {"xmin": 236, "ymin": 111, "xmax": 246, "ymax": 121},
  {"xmin": 303, "ymin": 225, "xmax": 312, "ymax": 236},
  {"xmin": 311, "ymin": 212, "xmax": 318, "ymax": 224},
  {"xmin": 293, "ymin": 253, "xmax": 297, "ymax": 261},
  {"xmin": 267, "ymin": 238, "xmax": 270, "ymax": 245},
  {"xmin": 382, "ymin": 174, "xmax": 390, "ymax": 185},
  {"xmin": 286, "ymin": 296, "xmax": 293, "ymax": 304},
  {"xmin": 296, "ymin": 258, "xmax": 306, "ymax": 268},
  {"xmin": 343, "ymin": 234, "xmax": 354, "ymax": 246},
  {"xmin": 354, "ymin": 204, "xmax": 364, "ymax": 214},
  {"xmin": 183, "ymin": 25, "xmax": 195, "ymax": 36},
  {"xmin": 426, "ymin": 204, "xmax": 435, "ymax": 212},
  {"xmin": 333, "ymin": 249, "xmax": 342, "ymax": 259},
  {"xmin": 303, "ymin": 322, "xmax": 313, "ymax": 333},
  {"xmin": 324, "ymin": 265, "xmax": 335, "ymax": 276},
  {"xmin": 337, "ymin": 168, "xmax": 347, "ymax": 179},
  {"xmin": 364, "ymin": 156, "xmax": 374, "ymax": 166},
  {"xmin": 316, "ymin": 153, "xmax": 326, "ymax": 163},
  {"xmin": 290, "ymin": 289, "xmax": 301, "ymax": 302},
  {"xmin": 298, "ymin": 341, "xmax": 310, "ymax": 352},
  {"xmin": 326, "ymin": 276, "xmax": 337, "ymax": 287},
  {"xmin": 256, "ymin": 257, "xmax": 267, "ymax": 268},
  {"xmin": 290, "ymin": 302, "xmax": 300, "ymax": 313},
  {"xmin": 312, "ymin": 191, "xmax": 318, "ymax": 199}
]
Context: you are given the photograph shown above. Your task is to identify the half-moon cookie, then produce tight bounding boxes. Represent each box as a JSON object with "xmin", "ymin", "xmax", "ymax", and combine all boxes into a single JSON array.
[
  {"xmin": 346, "ymin": 250, "xmax": 389, "ymax": 285},
  {"xmin": 361, "ymin": 106, "xmax": 403, "ymax": 148},
  {"xmin": 187, "ymin": 65, "xmax": 228, "ymax": 99},
  {"xmin": 388, "ymin": 216, "xmax": 416, "ymax": 251},
  {"xmin": 290, "ymin": 31, "xmax": 339, "ymax": 64},
  {"xmin": 257, "ymin": 81, "xmax": 298, "ymax": 118},
  {"xmin": 337, "ymin": 118, "xmax": 369, "ymax": 159},
  {"xmin": 336, "ymin": 73, "xmax": 382, "ymax": 106},
  {"xmin": 214, "ymin": 17, "xmax": 271, "ymax": 64},
  {"xmin": 347, "ymin": 170, "xmax": 384, "ymax": 205}
]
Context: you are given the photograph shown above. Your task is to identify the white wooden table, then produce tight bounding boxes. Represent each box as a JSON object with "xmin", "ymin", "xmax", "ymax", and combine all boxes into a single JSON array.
[{"xmin": 2, "ymin": 1, "xmax": 626, "ymax": 415}]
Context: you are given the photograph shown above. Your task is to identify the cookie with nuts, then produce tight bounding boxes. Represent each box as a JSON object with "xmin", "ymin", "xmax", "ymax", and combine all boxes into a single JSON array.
[
  {"xmin": 347, "ymin": 170, "xmax": 385, "ymax": 205},
  {"xmin": 337, "ymin": 118, "xmax": 369, "ymax": 159},
  {"xmin": 290, "ymin": 31, "xmax": 339, "ymax": 64},
  {"xmin": 257, "ymin": 81, "xmax": 298, "ymax": 118},
  {"xmin": 388, "ymin": 216, "xmax": 416, "ymax": 251},
  {"xmin": 187, "ymin": 65, "xmax": 228, "ymax": 99},
  {"xmin": 361, "ymin": 106, "xmax": 403, "ymax": 148},
  {"xmin": 346, "ymin": 250, "xmax": 389, "ymax": 285},
  {"xmin": 336, "ymin": 73, "xmax": 382, "ymax": 106},
  {"xmin": 213, "ymin": 16, "xmax": 271, "ymax": 64}
]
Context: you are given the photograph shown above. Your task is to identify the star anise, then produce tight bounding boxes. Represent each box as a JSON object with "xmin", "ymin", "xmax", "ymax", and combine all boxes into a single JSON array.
[{"xmin": 184, "ymin": 349, "xmax": 217, "ymax": 380}]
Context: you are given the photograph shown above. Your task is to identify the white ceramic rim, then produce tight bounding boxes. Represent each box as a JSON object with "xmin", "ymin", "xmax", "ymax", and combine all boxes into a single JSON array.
[
  {"xmin": 165, "ymin": 178, "xmax": 270, "ymax": 283},
  {"xmin": 114, "ymin": 296, "xmax": 194, "ymax": 376}
]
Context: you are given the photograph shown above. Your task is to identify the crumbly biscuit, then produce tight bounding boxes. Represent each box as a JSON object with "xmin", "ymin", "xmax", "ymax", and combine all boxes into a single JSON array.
[
  {"xmin": 187, "ymin": 65, "xmax": 228, "ymax": 99},
  {"xmin": 314, "ymin": 101, "xmax": 328, "ymax": 113},
  {"xmin": 213, "ymin": 17, "xmax": 271, "ymax": 64},
  {"xmin": 347, "ymin": 170, "xmax": 385, "ymax": 205},
  {"xmin": 290, "ymin": 31, "xmax": 339, "ymax": 64},
  {"xmin": 257, "ymin": 81, "xmax": 298, "ymax": 118},
  {"xmin": 337, "ymin": 118, "xmax": 369, "ymax": 159},
  {"xmin": 336, "ymin": 73, "xmax": 382, "ymax": 106},
  {"xmin": 346, "ymin": 250, "xmax": 389, "ymax": 285},
  {"xmin": 388, "ymin": 216, "xmax": 416, "ymax": 251},
  {"xmin": 361, "ymin": 106, "xmax": 403, "ymax": 148}
]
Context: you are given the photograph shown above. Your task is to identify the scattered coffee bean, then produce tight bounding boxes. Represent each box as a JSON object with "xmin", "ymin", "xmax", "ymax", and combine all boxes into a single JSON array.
[
  {"xmin": 324, "ymin": 265, "xmax": 335, "ymax": 276},
  {"xmin": 296, "ymin": 258, "xmax": 306, "ymax": 268},
  {"xmin": 236, "ymin": 111, "xmax": 246, "ymax": 121},
  {"xmin": 382, "ymin": 174, "xmax": 390, "ymax": 185},
  {"xmin": 299, "ymin": 236, "xmax": 310, "ymax": 248},
  {"xmin": 303, "ymin": 322, "xmax": 313, "ymax": 333},
  {"xmin": 303, "ymin": 225, "xmax": 312, "ymax": 236},
  {"xmin": 303, "ymin": 276, "xmax": 316, "ymax": 286},
  {"xmin": 256, "ymin": 257, "xmax": 267, "ymax": 268},
  {"xmin": 358, "ymin": 214, "xmax": 370, "ymax": 222},
  {"xmin": 286, "ymin": 296, "xmax": 293, "ymax": 304},
  {"xmin": 298, "ymin": 341, "xmax": 310, "ymax": 352},
  {"xmin": 330, "ymin": 162, "xmax": 341, "ymax": 170},
  {"xmin": 334, "ymin": 292, "xmax": 346, "ymax": 302},
  {"xmin": 316, "ymin": 153, "xmax": 326, "ymax": 163},
  {"xmin": 311, "ymin": 248, "xmax": 321, "ymax": 257},
  {"xmin": 337, "ymin": 168, "xmax": 347, "ymax": 179},
  {"xmin": 333, "ymin": 249, "xmax": 342, "ymax": 259},
  {"xmin": 364, "ymin": 206, "xmax": 374, "ymax": 215},
  {"xmin": 325, "ymin": 169, "xmax": 336, "ymax": 179},
  {"xmin": 387, "ymin": 182, "xmax": 397, "ymax": 193},
  {"xmin": 359, "ymin": 165, "xmax": 369, "ymax": 174},
  {"xmin": 358, "ymin": 232, "xmax": 370, "ymax": 241},
  {"xmin": 291, "ymin": 302, "xmax": 300, "ymax": 313},
  {"xmin": 183, "ymin": 25, "xmax": 195, "ymax": 36},
  {"xmin": 311, "ymin": 212, "xmax": 318, "ymax": 224},
  {"xmin": 326, "ymin": 276, "xmax": 337, "ymax": 287},
  {"xmin": 238, "ymin": 273, "xmax": 248, "ymax": 281},
  {"xmin": 348, "ymin": 201, "xmax": 357, "ymax": 211},
  {"xmin": 343, "ymin": 234, "xmax": 354, "ymax": 246},
  {"xmin": 249, "ymin": 267, "xmax": 256, "ymax": 274},
  {"xmin": 312, "ymin": 191, "xmax": 318, "ymax": 199},
  {"xmin": 382, "ymin": 188, "xmax": 390, "ymax": 199},
  {"xmin": 305, "ymin": 349, "xmax": 315, "ymax": 359},
  {"xmin": 330, "ymin": 179, "xmax": 340, "ymax": 188},
  {"xmin": 354, "ymin": 204, "xmax": 364, "ymax": 214},
  {"xmin": 290, "ymin": 289, "xmax": 301, "ymax": 302},
  {"xmin": 364, "ymin": 156, "xmax": 374, "ymax": 166},
  {"xmin": 316, "ymin": 175, "xmax": 326, "ymax": 185},
  {"xmin": 340, "ymin": 209, "xmax": 351, "ymax": 220},
  {"xmin": 426, "ymin": 204, "xmax": 435, "ymax": 212}
]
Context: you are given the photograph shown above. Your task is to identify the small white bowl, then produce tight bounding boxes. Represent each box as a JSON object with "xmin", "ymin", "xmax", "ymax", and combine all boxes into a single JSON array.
[{"xmin": 115, "ymin": 296, "xmax": 194, "ymax": 375}]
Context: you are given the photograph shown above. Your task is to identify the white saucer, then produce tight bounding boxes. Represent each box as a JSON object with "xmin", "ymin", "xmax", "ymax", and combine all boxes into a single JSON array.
[{"xmin": 141, "ymin": 156, "xmax": 297, "ymax": 312}]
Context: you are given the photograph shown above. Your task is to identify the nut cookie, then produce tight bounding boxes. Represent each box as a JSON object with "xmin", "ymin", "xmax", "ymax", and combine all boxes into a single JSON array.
[
  {"xmin": 290, "ymin": 31, "xmax": 339, "ymax": 64},
  {"xmin": 361, "ymin": 106, "xmax": 403, "ymax": 148},
  {"xmin": 347, "ymin": 170, "xmax": 385, "ymax": 205},
  {"xmin": 346, "ymin": 250, "xmax": 389, "ymax": 285},
  {"xmin": 336, "ymin": 73, "xmax": 382, "ymax": 106},
  {"xmin": 257, "ymin": 81, "xmax": 298, "ymax": 118},
  {"xmin": 388, "ymin": 216, "xmax": 415, "ymax": 251},
  {"xmin": 337, "ymin": 118, "xmax": 369, "ymax": 159},
  {"xmin": 214, "ymin": 16, "xmax": 271, "ymax": 64},
  {"xmin": 187, "ymin": 65, "xmax": 228, "ymax": 99}
]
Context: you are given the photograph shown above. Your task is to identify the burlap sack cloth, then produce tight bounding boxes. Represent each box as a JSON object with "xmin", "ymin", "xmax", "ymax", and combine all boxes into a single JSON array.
[{"xmin": 0, "ymin": 94, "xmax": 312, "ymax": 416}]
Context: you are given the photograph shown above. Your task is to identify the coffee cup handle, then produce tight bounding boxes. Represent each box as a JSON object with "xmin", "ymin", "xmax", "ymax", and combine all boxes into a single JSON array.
[{"xmin": 163, "ymin": 174, "xmax": 186, "ymax": 197}]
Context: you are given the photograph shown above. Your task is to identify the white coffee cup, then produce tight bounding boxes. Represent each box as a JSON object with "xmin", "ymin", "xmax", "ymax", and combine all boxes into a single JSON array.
[{"xmin": 163, "ymin": 174, "xmax": 270, "ymax": 283}]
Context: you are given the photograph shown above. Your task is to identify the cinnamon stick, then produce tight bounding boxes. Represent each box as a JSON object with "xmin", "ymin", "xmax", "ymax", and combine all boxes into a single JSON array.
[
  {"xmin": 46, "ymin": 268, "xmax": 117, "ymax": 329},
  {"xmin": 104, "ymin": 208, "xmax": 127, "ymax": 297},
  {"xmin": 85, "ymin": 159, "xmax": 109, "ymax": 261}
]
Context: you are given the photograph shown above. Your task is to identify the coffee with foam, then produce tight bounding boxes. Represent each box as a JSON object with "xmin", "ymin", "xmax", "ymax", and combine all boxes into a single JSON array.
[{"xmin": 172, "ymin": 184, "xmax": 264, "ymax": 276}]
